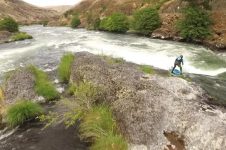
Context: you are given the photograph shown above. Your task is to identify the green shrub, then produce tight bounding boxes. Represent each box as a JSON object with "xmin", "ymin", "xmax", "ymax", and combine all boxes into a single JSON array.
[
  {"xmin": 140, "ymin": 65, "xmax": 154, "ymax": 74},
  {"xmin": 131, "ymin": 7, "xmax": 161, "ymax": 35},
  {"xmin": 6, "ymin": 100, "xmax": 43, "ymax": 127},
  {"xmin": 177, "ymin": 6, "xmax": 212, "ymax": 41},
  {"xmin": 67, "ymin": 83, "xmax": 77, "ymax": 95},
  {"xmin": 99, "ymin": 13, "xmax": 129, "ymax": 33},
  {"xmin": 58, "ymin": 53, "xmax": 75, "ymax": 83},
  {"xmin": 41, "ymin": 20, "xmax": 49, "ymax": 27},
  {"xmin": 0, "ymin": 17, "xmax": 19, "ymax": 32},
  {"xmin": 79, "ymin": 105, "xmax": 116, "ymax": 141},
  {"xmin": 91, "ymin": 132, "xmax": 128, "ymax": 150},
  {"xmin": 182, "ymin": 0, "xmax": 211, "ymax": 9},
  {"xmin": 74, "ymin": 82, "xmax": 99, "ymax": 109},
  {"xmin": 11, "ymin": 32, "xmax": 33, "ymax": 41},
  {"xmin": 29, "ymin": 66, "xmax": 59, "ymax": 101},
  {"xmin": 71, "ymin": 16, "xmax": 81, "ymax": 28},
  {"xmin": 85, "ymin": 12, "xmax": 101, "ymax": 30}
]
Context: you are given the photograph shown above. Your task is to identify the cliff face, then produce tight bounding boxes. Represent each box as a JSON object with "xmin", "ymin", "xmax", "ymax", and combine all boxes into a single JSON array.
[
  {"xmin": 0, "ymin": 0, "xmax": 59, "ymax": 24},
  {"xmin": 65, "ymin": 0, "xmax": 226, "ymax": 50}
]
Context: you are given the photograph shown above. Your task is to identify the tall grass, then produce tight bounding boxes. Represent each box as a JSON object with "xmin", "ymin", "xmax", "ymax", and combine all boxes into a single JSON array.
[
  {"xmin": 58, "ymin": 53, "xmax": 75, "ymax": 83},
  {"xmin": 101, "ymin": 55, "xmax": 125, "ymax": 64},
  {"xmin": 79, "ymin": 105, "xmax": 116, "ymax": 141},
  {"xmin": 29, "ymin": 66, "xmax": 59, "ymax": 101},
  {"xmin": 91, "ymin": 133, "xmax": 128, "ymax": 150},
  {"xmin": 140, "ymin": 65, "xmax": 154, "ymax": 74},
  {"xmin": 74, "ymin": 82, "xmax": 99, "ymax": 108},
  {"xmin": 6, "ymin": 100, "xmax": 43, "ymax": 127},
  {"xmin": 0, "ymin": 87, "xmax": 4, "ymax": 103},
  {"xmin": 0, "ymin": 87, "xmax": 4, "ymax": 125},
  {"xmin": 11, "ymin": 32, "xmax": 33, "ymax": 41}
]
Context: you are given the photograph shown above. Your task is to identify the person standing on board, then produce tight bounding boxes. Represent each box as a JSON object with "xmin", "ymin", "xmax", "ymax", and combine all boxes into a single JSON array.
[{"xmin": 171, "ymin": 55, "xmax": 184, "ymax": 75}]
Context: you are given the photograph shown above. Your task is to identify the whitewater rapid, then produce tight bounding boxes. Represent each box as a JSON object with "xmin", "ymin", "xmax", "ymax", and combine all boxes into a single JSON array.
[{"xmin": 0, "ymin": 25, "xmax": 226, "ymax": 77}]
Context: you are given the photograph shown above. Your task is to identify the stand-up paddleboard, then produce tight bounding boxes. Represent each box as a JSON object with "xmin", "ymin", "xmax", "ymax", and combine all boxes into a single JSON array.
[{"xmin": 170, "ymin": 68, "xmax": 182, "ymax": 76}]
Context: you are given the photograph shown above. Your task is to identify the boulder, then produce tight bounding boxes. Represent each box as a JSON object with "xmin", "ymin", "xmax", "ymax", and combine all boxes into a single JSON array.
[
  {"xmin": 0, "ymin": 31, "xmax": 11, "ymax": 44},
  {"xmin": 3, "ymin": 69, "xmax": 37, "ymax": 104},
  {"xmin": 70, "ymin": 52, "xmax": 226, "ymax": 149}
]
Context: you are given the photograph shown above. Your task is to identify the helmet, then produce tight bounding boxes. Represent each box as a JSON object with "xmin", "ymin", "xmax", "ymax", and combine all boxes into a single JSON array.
[{"xmin": 180, "ymin": 55, "xmax": 183, "ymax": 58}]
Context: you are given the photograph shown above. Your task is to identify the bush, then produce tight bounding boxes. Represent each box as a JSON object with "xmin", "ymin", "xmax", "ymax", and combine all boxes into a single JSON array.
[
  {"xmin": 85, "ymin": 12, "xmax": 101, "ymax": 30},
  {"xmin": 74, "ymin": 82, "xmax": 99, "ymax": 109},
  {"xmin": 99, "ymin": 13, "xmax": 129, "ymax": 33},
  {"xmin": 79, "ymin": 105, "xmax": 116, "ymax": 141},
  {"xmin": 42, "ymin": 20, "xmax": 49, "ymax": 27},
  {"xmin": 91, "ymin": 133, "xmax": 128, "ymax": 150},
  {"xmin": 0, "ymin": 17, "xmax": 19, "ymax": 32},
  {"xmin": 131, "ymin": 7, "xmax": 161, "ymax": 35},
  {"xmin": 58, "ymin": 53, "xmax": 75, "ymax": 83},
  {"xmin": 71, "ymin": 16, "xmax": 81, "ymax": 28},
  {"xmin": 177, "ymin": 6, "xmax": 212, "ymax": 41},
  {"xmin": 182, "ymin": 0, "xmax": 211, "ymax": 9},
  {"xmin": 29, "ymin": 66, "xmax": 59, "ymax": 101},
  {"xmin": 6, "ymin": 100, "xmax": 43, "ymax": 127},
  {"xmin": 140, "ymin": 65, "xmax": 154, "ymax": 74},
  {"xmin": 67, "ymin": 83, "xmax": 77, "ymax": 95},
  {"xmin": 11, "ymin": 32, "xmax": 33, "ymax": 41},
  {"xmin": 87, "ymin": 18, "xmax": 101, "ymax": 30}
]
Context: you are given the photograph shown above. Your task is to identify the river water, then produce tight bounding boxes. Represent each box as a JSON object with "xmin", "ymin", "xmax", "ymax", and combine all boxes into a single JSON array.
[
  {"xmin": 0, "ymin": 25, "xmax": 226, "ymax": 76},
  {"xmin": 0, "ymin": 25, "xmax": 226, "ymax": 103}
]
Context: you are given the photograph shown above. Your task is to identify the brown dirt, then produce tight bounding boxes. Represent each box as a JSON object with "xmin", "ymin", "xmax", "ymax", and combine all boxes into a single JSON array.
[{"xmin": 164, "ymin": 131, "xmax": 186, "ymax": 150}]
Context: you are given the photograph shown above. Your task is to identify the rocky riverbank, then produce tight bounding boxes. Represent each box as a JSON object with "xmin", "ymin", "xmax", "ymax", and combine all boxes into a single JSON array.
[
  {"xmin": 0, "ymin": 31, "xmax": 11, "ymax": 44},
  {"xmin": 1, "ymin": 52, "xmax": 226, "ymax": 149},
  {"xmin": 61, "ymin": 0, "xmax": 226, "ymax": 51},
  {"xmin": 70, "ymin": 52, "xmax": 226, "ymax": 149},
  {"xmin": 0, "ymin": 31, "xmax": 33, "ymax": 44}
]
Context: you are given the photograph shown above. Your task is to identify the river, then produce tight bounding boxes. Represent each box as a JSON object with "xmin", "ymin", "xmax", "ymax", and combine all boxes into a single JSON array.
[{"xmin": 0, "ymin": 25, "xmax": 226, "ymax": 104}]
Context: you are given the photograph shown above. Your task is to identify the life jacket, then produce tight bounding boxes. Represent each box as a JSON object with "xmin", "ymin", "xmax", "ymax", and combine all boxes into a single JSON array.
[{"xmin": 176, "ymin": 56, "xmax": 183, "ymax": 63}]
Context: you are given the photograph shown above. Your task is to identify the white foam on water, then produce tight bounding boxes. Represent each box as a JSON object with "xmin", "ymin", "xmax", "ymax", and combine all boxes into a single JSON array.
[
  {"xmin": 1, "ymin": 26, "xmax": 226, "ymax": 77},
  {"xmin": 0, "ymin": 127, "xmax": 18, "ymax": 141},
  {"xmin": 0, "ymin": 43, "xmax": 44, "ymax": 59},
  {"xmin": 77, "ymin": 39, "xmax": 226, "ymax": 76}
]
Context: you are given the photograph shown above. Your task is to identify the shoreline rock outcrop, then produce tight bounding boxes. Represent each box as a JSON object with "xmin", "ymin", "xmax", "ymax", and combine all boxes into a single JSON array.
[
  {"xmin": 0, "ymin": 31, "xmax": 11, "ymax": 44},
  {"xmin": 3, "ymin": 69, "xmax": 37, "ymax": 104},
  {"xmin": 70, "ymin": 52, "xmax": 226, "ymax": 149}
]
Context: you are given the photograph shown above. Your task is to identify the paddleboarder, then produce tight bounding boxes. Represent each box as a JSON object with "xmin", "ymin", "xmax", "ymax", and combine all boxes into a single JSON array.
[{"xmin": 171, "ymin": 55, "xmax": 184, "ymax": 75}]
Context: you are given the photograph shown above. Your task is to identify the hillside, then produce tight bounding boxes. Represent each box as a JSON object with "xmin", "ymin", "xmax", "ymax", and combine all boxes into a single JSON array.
[
  {"xmin": 45, "ymin": 5, "xmax": 73, "ymax": 13},
  {"xmin": 0, "ymin": 0, "xmax": 59, "ymax": 24},
  {"xmin": 63, "ymin": 0, "xmax": 226, "ymax": 50}
]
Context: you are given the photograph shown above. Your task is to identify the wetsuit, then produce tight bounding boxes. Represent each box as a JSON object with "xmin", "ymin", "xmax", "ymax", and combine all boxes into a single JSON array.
[{"xmin": 171, "ymin": 56, "xmax": 184, "ymax": 74}]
